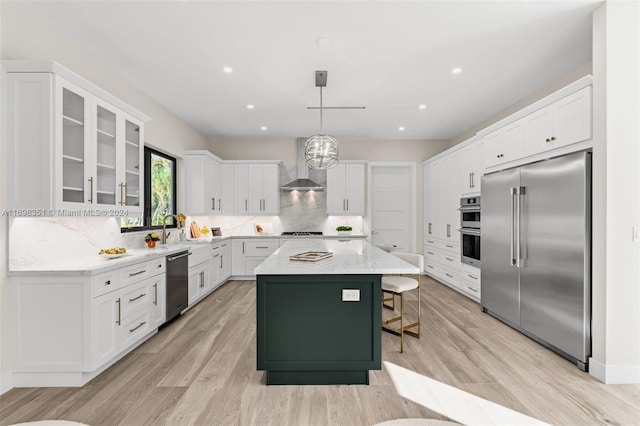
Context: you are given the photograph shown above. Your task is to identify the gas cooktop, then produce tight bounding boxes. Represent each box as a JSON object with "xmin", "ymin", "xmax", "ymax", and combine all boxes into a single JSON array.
[{"xmin": 281, "ymin": 231, "xmax": 324, "ymax": 236}]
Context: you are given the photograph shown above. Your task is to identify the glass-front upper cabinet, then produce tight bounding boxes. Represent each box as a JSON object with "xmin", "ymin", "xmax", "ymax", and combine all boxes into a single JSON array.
[
  {"xmin": 94, "ymin": 100, "xmax": 118, "ymax": 206},
  {"xmin": 59, "ymin": 80, "xmax": 92, "ymax": 208},
  {"xmin": 122, "ymin": 116, "xmax": 144, "ymax": 211}
]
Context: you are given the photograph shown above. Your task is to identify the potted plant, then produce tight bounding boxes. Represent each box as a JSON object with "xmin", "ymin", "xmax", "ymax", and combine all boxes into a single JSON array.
[
  {"xmin": 144, "ymin": 232, "xmax": 160, "ymax": 248},
  {"xmin": 336, "ymin": 225, "xmax": 352, "ymax": 236}
]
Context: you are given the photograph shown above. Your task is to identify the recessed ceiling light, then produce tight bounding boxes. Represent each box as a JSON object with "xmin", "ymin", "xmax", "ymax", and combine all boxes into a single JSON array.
[
  {"xmin": 418, "ymin": 104, "xmax": 427, "ymax": 110},
  {"xmin": 398, "ymin": 126, "xmax": 405, "ymax": 132},
  {"xmin": 247, "ymin": 104, "xmax": 255, "ymax": 110},
  {"xmin": 222, "ymin": 66, "xmax": 233, "ymax": 74},
  {"xmin": 260, "ymin": 126, "xmax": 268, "ymax": 131},
  {"xmin": 452, "ymin": 67, "xmax": 462, "ymax": 75}
]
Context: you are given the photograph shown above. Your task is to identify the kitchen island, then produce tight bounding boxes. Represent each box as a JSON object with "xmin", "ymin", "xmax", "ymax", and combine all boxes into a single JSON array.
[{"xmin": 254, "ymin": 239, "xmax": 419, "ymax": 385}]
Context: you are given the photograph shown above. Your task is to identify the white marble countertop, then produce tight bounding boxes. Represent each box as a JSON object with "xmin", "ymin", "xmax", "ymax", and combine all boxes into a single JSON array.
[
  {"xmin": 9, "ymin": 244, "xmax": 192, "ymax": 276},
  {"xmin": 254, "ymin": 239, "xmax": 419, "ymax": 275}
]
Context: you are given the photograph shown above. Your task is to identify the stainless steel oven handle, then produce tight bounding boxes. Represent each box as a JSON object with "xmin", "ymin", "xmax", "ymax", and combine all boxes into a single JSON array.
[{"xmin": 459, "ymin": 228, "xmax": 480, "ymax": 235}]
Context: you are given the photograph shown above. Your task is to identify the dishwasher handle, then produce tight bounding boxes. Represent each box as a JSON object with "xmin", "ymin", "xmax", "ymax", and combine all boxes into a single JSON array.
[{"xmin": 167, "ymin": 251, "xmax": 191, "ymax": 262}]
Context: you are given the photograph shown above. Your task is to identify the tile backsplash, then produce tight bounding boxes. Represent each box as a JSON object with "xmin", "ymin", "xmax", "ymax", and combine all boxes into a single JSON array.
[{"xmin": 8, "ymin": 165, "xmax": 364, "ymax": 268}]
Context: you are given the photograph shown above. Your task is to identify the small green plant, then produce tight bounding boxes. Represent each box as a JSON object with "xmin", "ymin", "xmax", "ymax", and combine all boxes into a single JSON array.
[{"xmin": 336, "ymin": 226, "xmax": 352, "ymax": 232}]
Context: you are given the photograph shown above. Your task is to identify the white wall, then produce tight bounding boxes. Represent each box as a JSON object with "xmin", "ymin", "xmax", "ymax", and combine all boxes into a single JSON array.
[
  {"xmin": 590, "ymin": 0, "xmax": 640, "ymax": 384},
  {"xmin": 449, "ymin": 62, "xmax": 593, "ymax": 147},
  {"xmin": 0, "ymin": 2, "xmax": 211, "ymax": 394}
]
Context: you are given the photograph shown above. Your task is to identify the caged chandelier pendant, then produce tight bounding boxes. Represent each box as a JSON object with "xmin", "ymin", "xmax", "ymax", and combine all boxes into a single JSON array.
[{"xmin": 305, "ymin": 71, "xmax": 339, "ymax": 169}]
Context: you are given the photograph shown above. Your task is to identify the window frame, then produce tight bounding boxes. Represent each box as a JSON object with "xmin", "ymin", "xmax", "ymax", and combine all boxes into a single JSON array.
[{"xmin": 121, "ymin": 146, "xmax": 177, "ymax": 233}]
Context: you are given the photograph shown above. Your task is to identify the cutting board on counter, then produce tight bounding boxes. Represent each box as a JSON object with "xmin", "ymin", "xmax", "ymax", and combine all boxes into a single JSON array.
[{"xmin": 190, "ymin": 221, "xmax": 202, "ymax": 238}]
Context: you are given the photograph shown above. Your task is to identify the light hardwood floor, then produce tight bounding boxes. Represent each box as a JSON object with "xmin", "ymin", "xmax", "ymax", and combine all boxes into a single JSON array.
[{"xmin": 1, "ymin": 277, "xmax": 639, "ymax": 425}]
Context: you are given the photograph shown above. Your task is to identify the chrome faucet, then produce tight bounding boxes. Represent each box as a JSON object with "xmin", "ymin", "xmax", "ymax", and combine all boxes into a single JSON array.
[{"xmin": 161, "ymin": 213, "xmax": 182, "ymax": 245}]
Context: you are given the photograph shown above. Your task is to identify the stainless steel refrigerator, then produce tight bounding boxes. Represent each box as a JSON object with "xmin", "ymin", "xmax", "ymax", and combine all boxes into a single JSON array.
[{"xmin": 481, "ymin": 150, "xmax": 591, "ymax": 371}]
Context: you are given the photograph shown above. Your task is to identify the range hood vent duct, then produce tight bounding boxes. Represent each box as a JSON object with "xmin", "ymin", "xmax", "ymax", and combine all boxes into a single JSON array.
[{"xmin": 280, "ymin": 138, "xmax": 325, "ymax": 191}]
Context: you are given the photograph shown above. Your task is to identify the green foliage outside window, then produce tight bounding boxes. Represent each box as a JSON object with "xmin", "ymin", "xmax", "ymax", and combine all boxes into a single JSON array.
[{"xmin": 150, "ymin": 153, "xmax": 174, "ymax": 226}]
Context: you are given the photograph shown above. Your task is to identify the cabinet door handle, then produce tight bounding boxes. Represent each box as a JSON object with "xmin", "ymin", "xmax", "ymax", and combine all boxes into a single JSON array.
[
  {"xmin": 471, "ymin": 172, "xmax": 475, "ymax": 188},
  {"xmin": 88, "ymin": 177, "xmax": 94, "ymax": 204},
  {"xmin": 153, "ymin": 283, "xmax": 158, "ymax": 305},
  {"xmin": 116, "ymin": 298, "xmax": 121, "ymax": 325},
  {"xmin": 119, "ymin": 182, "xmax": 125, "ymax": 206},
  {"xmin": 447, "ymin": 224, "xmax": 451, "ymax": 237},
  {"xmin": 346, "ymin": 199, "xmax": 349, "ymax": 211},
  {"xmin": 343, "ymin": 199, "xmax": 345, "ymax": 211},
  {"xmin": 105, "ymin": 280, "xmax": 111, "ymax": 286},
  {"xmin": 129, "ymin": 270, "xmax": 146, "ymax": 277},
  {"xmin": 467, "ymin": 286, "xmax": 478, "ymax": 293},
  {"xmin": 467, "ymin": 274, "xmax": 478, "ymax": 280},
  {"xmin": 469, "ymin": 172, "xmax": 472, "ymax": 189},
  {"xmin": 212, "ymin": 197, "xmax": 216, "ymax": 210},
  {"xmin": 242, "ymin": 241, "xmax": 245, "ymax": 254},
  {"xmin": 129, "ymin": 293, "xmax": 146, "ymax": 302},
  {"xmin": 123, "ymin": 183, "xmax": 128, "ymax": 205},
  {"xmin": 200, "ymin": 271, "xmax": 204, "ymax": 288},
  {"xmin": 245, "ymin": 199, "xmax": 248, "ymax": 211},
  {"xmin": 220, "ymin": 255, "xmax": 223, "ymax": 268},
  {"xmin": 428, "ymin": 223, "xmax": 432, "ymax": 234},
  {"xmin": 129, "ymin": 321, "xmax": 146, "ymax": 333}
]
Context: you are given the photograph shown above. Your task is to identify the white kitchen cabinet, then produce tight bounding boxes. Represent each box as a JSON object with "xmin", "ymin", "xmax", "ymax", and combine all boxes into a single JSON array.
[
  {"xmin": 231, "ymin": 238, "xmax": 279, "ymax": 277},
  {"xmin": 524, "ymin": 86, "xmax": 592, "ymax": 157},
  {"xmin": 188, "ymin": 245, "xmax": 213, "ymax": 306},
  {"xmin": 218, "ymin": 241, "xmax": 232, "ymax": 282},
  {"xmin": 5, "ymin": 62, "xmax": 147, "ymax": 214},
  {"xmin": 326, "ymin": 162, "xmax": 366, "ymax": 215},
  {"xmin": 220, "ymin": 163, "xmax": 235, "ymax": 215},
  {"xmin": 233, "ymin": 162, "xmax": 281, "ymax": 215},
  {"xmin": 460, "ymin": 140, "xmax": 483, "ymax": 195},
  {"xmin": 482, "ymin": 121, "xmax": 525, "ymax": 169},
  {"xmin": 461, "ymin": 263, "xmax": 481, "ymax": 301},
  {"xmin": 12, "ymin": 255, "xmax": 166, "ymax": 387},
  {"xmin": 184, "ymin": 151, "xmax": 225, "ymax": 216},
  {"xmin": 424, "ymin": 154, "xmax": 461, "ymax": 243}
]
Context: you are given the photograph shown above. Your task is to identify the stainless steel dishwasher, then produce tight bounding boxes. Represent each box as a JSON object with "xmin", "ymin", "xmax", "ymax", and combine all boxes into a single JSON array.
[{"xmin": 166, "ymin": 250, "xmax": 190, "ymax": 322}]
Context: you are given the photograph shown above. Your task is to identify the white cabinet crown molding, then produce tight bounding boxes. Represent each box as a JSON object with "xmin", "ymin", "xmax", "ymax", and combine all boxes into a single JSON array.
[{"xmin": 1, "ymin": 60, "xmax": 150, "ymax": 122}]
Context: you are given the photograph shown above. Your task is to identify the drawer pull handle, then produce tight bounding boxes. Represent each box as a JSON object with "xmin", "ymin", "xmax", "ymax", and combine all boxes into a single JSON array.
[
  {"xmin": 427, "ymin": 265, "xmax": 434, "ymax": 269},
  {"xmin": 427, "ymin": 251, "xmax": 434, "ymax": 255},
  {"xmin": 446, "ymin": 245, "xmax": 454, "ymax": 248},
  {"xmin": 445, "ymin": 273, "xmax": 453, "ymax": 278},
  {"xmin": 256, "ymin": 246, "xmax": 269, "ymax": 249},
  {"xmin": 445, "ymin": 257, "xmax": 453, "ymax": 261},
  {"xmin": 212, "ymin": 254, "xmax": 220, "ymax": 258},
  {"xmin": 129, "ymin": 293, "xmax": 146, "ymax": 302},
  {"xmin": 427, "ymin": 240, "xmax": 434, "ymax": 244},
  {"xmin": 467, "ymin": 274, "xmax": 478, "ymax": 280},
  {"xmin": 129, "ymin": 270, "xmax": 146, "ymax": 277},
  {"xmin": 467, "ymin": 286, "xmax": 478, "ymax": 293},
  {"xmin": 129, "ymin": 321, "xmax": 147, "ymax": 333}
]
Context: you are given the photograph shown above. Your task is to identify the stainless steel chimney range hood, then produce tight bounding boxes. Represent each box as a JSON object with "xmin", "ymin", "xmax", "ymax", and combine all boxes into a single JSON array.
[{"xmin": 280, "ymin": 138, "xmax": 325, "ymax": 191}]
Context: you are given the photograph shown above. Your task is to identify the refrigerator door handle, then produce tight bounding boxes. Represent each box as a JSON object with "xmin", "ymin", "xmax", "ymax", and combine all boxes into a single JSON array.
[
  {"xmin": 510, "ymin": 187, "xmax": 517, "ymax": 266},
  {"xmin": 516, "ymin": 186, "xmax": 525, "ymax": 267}
]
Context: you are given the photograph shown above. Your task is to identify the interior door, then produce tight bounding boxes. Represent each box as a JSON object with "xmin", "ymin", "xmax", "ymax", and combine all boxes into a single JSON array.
[
  {"xmin": 369, "ymin": 164, "xmax": 414, "ymax": 252},
  {"xmin": 481, "ymin": 167, "xmax": 521, "ymax": 326}
]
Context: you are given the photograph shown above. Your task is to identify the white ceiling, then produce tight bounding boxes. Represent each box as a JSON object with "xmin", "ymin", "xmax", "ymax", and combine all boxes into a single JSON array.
[{"xmin": 21, "ymin": 0, "xmax": 600, "ymax": 141}]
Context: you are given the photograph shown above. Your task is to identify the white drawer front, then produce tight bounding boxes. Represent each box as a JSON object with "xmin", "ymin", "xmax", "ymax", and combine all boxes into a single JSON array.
[
  {"xmin": 245, "ymin": 239, "xmax": 279, "ymax": 256},
  {"xmin": 148, "ymin": 258, "xmax": 166, "ymax": 276},
  {"xmin": 119, "ymin": 281, "xmax": 150, "ymax": 318},
  {"xmin": 440, "ymin": 266, "xmax": 461, "ymax": 289},
  {"xmin": 424, "ymin": 260, "xmax": 441, "ymax": 278},
  {"xmin": 439, "ymin": 252, "xmax": 460, "ymax": 268},
  {"xmin": 119, "ymin": 310, "xmax": 151, "ymax": 350},
  {"xmin": 119, "ymin": 261, "xmax": 153, "ymax": 287},
  {"xmin": 437, "ymin": 240, "xmax": 459, "ymax": 254},
  {"xmin": 92, "ymin": 270, "xmax": 118, "ymax": 297},
  {"xmin": 461, "ymin": 278, "xmax": 481, "ymax": 299}
]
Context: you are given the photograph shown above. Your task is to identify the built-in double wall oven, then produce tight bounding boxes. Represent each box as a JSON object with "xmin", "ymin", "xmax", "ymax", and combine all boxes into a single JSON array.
[{"xmin": 459, "ymin": 196, "xmax": 481, "ymax": 267}]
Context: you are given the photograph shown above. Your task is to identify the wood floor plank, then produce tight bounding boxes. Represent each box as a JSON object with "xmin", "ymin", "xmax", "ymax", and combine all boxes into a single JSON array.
[{"xmin": 1, "ymin": 278, "xmax": 639, "ymax": 426}]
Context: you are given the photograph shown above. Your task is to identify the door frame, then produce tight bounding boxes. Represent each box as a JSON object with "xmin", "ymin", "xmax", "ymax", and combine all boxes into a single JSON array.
[{"xmin": 366, "ymin": 162, "xmax": 417, "ymax": 253}]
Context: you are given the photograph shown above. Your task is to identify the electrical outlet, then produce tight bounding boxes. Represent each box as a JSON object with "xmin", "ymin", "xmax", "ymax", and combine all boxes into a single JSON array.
[{"xmin": 342, "ymin": 289, "xmax": 360, "ymax": 302}]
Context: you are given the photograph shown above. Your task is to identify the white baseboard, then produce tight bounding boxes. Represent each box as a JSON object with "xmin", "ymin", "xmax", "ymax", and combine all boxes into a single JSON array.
[
  {"xmin": 0, "ymin": 370, "xmax": 13, "ymax": 395},
  {"xmin": 589, "ymin": 357, "xmax": 640, "ymax": 384}
]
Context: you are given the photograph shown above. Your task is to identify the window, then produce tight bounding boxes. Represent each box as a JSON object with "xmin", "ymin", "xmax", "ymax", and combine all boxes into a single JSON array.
[{"xmin": 121, "ymin": 147, "xmax": 177, "ymax": 232}]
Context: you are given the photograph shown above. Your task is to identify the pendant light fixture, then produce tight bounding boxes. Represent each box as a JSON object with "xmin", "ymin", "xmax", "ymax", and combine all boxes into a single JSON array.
[{"xmin": 305, "ymin": 71, "xmax": 339, "ymax": 169}]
